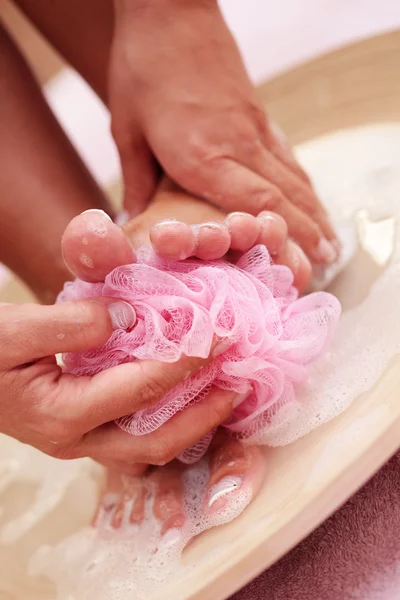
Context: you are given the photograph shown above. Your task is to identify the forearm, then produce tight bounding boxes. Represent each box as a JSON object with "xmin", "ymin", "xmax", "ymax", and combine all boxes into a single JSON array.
[
  {"xmin": 12, "ymin": 0, "xmax": 114, "ymax": 104},
  {"xmin": 0, "ymin": 26, "xmax": 110, "ymax": 302}
]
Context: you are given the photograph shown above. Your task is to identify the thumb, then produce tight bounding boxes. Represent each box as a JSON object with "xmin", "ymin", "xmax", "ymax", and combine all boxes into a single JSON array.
[{"xmin": 0, "ymin": 299, "xmax": 136, "ymax": 370}]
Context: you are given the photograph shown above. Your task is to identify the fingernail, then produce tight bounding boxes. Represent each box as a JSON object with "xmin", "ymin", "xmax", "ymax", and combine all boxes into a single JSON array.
[
  {"xmin": 161, "ymin": 527, "xmax": 182, "ymax": 547},
  {"xmin": 212, "ymin": 337, "xmax": 232, "ymax": 357},
  {"xmin": 233, "ymin": 392, "xmax": 249, "ymax": 408},
  {"xmin": 81, "ymin": 209, "xmax": 112, "ymax": 221},
  {"xmin": 208, "ymin": 476, "xmax": 242, "ymax": 508},
  {"xmin": 315, "ymin": 238, "xmax": 338, "ymax": 264},
  {"xmin": 108, "ymin": 301, "xmax": 136, "ymax": 330}
]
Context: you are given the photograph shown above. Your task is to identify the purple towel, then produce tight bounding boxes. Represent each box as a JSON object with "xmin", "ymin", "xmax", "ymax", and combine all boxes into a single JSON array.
[{"xmin": 231, "ymin": 451, "xmax": 400, "ymax": 600}]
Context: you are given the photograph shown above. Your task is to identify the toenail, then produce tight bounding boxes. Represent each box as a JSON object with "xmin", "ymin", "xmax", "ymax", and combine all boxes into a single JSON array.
[
  {"xmin": 81, "ymin": 209, "xmax": 112, "ymax": 221},
  {"xmin": 257, "ymin": 212, "xmax": 279, "ymax": 225},
  {"xmin": 208, "ymin": 476, "xmax": 242, "ymax": 507},
  {"xmin": 154, "ymin": 219, "xmax": 178, "ymax": 227},
  {"xmin": 226, "ymin": 212, "xmax": 249, "ymax": 219},
  {"xmin": 198, "ymin": 221, "xmax": 226, "ymax": 230}
]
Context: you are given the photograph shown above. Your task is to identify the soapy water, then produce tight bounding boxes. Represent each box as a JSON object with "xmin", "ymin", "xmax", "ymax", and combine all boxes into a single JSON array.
[
  {"xmin": 0, "ymin": 123, "xmax": 400, "ymax": 599},
  {"xmin": 29, "ymin": 461, "xmax": 252, "ymax": 600}
]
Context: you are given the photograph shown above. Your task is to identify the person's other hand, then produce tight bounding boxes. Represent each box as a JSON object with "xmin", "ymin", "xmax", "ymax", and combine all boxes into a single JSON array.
[{"xmin": 109, "ymin": 0, "xmax": 338, "ymax": 265}]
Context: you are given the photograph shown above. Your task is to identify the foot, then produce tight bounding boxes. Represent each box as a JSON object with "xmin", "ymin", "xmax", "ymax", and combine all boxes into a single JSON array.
[
  {"xmin": 62, "ymin": 178, "xmax": 312, "ymax": 292},
  {"xmin": 93, "ymin": 435, "xmax": 265, "ymax": 548}
]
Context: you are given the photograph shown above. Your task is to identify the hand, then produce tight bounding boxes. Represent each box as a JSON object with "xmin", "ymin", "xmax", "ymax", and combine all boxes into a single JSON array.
[
  {"xmin": 123, "ymin": 177, "xmax": 313, "ymax": 292},
  {"xmin": 110, "ymin": 0, "xmax": 338, "ymax": 265},
  {"xmin": 1, "ymin": 214, "xmax": 237, "ymax": 474}
]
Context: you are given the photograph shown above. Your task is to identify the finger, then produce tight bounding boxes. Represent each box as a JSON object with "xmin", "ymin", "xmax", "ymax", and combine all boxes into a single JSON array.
[
  {"xmin": 266, "ymin": 120, "xmax": 312, "ymax": 185},
  {"xmin": 0, "ymin": 299, "xmax": 136, "ymax": 369},
  {"xmin": 255, "ymin": 146, "xmax": 337, "ymax": 243},
  {"xmin": 76, "ymin": 388, "xmax": 236, "ymax": 468},
  {"xmin": 275, "ymin": 239, "xmax": 312, "ymax": 293},
  {"xmin": 63, "ymin": 342, "xmax": 223, "ymax": 430},
  {"xmin": 190, "ymin": 158, "xmax": 337, "ymax": 265},
  {"xmin": 62, "ymin": 210, "xmax": 135, "ymax": 282},
  {"xmin": 256, "ymin": 211, "xmax": 288, "ymax": 256}
]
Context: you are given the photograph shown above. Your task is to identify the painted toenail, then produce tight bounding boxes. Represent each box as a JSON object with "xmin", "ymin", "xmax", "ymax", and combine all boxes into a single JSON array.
[{"xmin": 208, "ymin": 476, "xmax": 242, "ymax": 507}]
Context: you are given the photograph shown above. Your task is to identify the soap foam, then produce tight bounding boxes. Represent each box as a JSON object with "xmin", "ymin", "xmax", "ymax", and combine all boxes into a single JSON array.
[{"xmin": 29, "ymin": 459, "xmax": 252, "ymax": 600}]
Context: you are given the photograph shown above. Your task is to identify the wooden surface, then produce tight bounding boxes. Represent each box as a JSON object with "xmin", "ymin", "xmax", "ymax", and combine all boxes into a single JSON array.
[{"xmin": 0, "ymin": 27, "xmax": 399, "ymax": 600}]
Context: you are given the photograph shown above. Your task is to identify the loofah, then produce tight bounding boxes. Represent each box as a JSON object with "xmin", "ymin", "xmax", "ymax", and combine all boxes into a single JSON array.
[{"xmin": 57, "ymin": 245, "xmax": 341, "ymax": 462}]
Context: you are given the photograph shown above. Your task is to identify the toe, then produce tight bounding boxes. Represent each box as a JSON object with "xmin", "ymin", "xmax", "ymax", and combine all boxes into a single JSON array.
[
  {"xmin": 62, "ymin": 210, "xmax": 135, "ymax": 282},
  {"xmin": 257, "ymin": 211, "xmax": 288, "ymax": 256},
  {"xmin": 204, "ymin": 434, "xmax": 265, "ymax": 515},
  {"xmin": 149, "ymin": 220, "xmax": 196, "ymax": 260},
  {"xmin": 225, "ymin": 212, "xmax": 260, "ymax": 252},
  {"xmin": 148, "ymin": 463, "xmax": 186, "ymax": 536},
  {"xmin": 193, "ymin": 222, "xmax": 231, "ymax": 260},
  {"xmin": 275, "ymin": 240, "xmax": 312, "ymax": 292}
]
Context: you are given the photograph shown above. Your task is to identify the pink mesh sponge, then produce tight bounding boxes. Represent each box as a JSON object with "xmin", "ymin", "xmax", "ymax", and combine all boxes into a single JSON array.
[{"xmin": 58, "ymin": 245, "xmax": 341, "ymax": 463}]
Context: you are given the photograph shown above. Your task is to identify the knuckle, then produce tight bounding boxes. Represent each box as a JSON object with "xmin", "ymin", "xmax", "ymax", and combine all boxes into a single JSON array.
[
  {"xmin": 46, "ymin": 419, "xmax": 77, "ymax": 448},
  {"xmin": 258, "ymin": 187, "xmax": 284, "ymax": 212},
  {"xmin": 72, "ymin": 301, "xmax": 107, "ymax": 347},
  {"xmin": 50, "ymin": 444, "xmax": 78, "ymax": 461},
  {"xmin": 207, "ymin": 402, "xmax": 230, "ymax": 429},
  {"xmin": 147, "ymin": 438, "xmax": 176, "ymax": 466},
  {"xmin": 183, "ymin": 132, "xmax": 221, "ymax": 170},
  {"xmin": 248, "ymin": 102, "xmax": 269, "ymax": 137},
  {"xmin": 73, "ymin": 301, "xmax": 98, "ymax": 330},
  {"xmin": 136, "ymin": 369, "xmax": 169, "ymax": 409}
]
